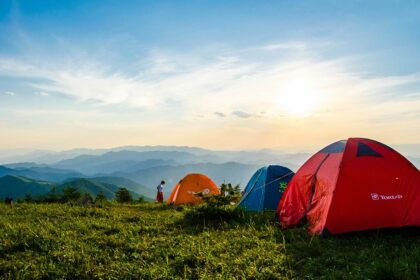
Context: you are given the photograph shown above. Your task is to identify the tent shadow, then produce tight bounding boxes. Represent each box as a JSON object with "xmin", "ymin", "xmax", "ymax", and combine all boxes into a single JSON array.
[
  {"xmin": 275, "ymin": 226, "xmax": 420, "ymax": 279},
  {"xmin": 326, "ymin": 226, "xmax": 420, "ymax": 238}
]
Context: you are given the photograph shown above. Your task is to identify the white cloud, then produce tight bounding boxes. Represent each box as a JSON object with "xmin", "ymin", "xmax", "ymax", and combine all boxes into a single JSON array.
[
  {"xmin": 0, "ymin": 49, "xmax": 419, "ymax": 126},
  {"xmin": 34, "ymin": 91, "xmax": 49, "ymax": 96},
  {"xmin": 4, "ymin": 91, "xmax": 16, "ymax": 96},
  {"xmin": 232, "ymin": 111, "xmax": 252, "ymax": 118},
  {"xmin": 1, "ymin": 49, "xmax": 419, "ymax": 150},
  {"xmin": 262, "ymin": 42, "xmax": 307, "ymax": 51},
  {"xmin": 214, "ymin": 112, "xmax": 226, "ymax": 118}
]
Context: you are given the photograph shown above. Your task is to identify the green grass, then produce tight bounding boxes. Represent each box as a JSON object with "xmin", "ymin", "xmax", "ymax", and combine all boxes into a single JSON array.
[{"xmin": 0, "ymin": 203, "xmax": 419, "ymax": 279}]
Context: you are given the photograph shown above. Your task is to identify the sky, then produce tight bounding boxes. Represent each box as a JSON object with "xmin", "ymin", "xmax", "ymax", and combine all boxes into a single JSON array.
[{"xmin": 0, "ymin": 0, "xmax": 419, "ymax": 152}]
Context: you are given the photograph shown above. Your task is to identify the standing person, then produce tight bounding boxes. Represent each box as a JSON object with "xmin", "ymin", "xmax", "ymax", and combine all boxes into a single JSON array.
[{"xmin": 156, "ymin": 180, "xmax": 165, "ymax": 203}]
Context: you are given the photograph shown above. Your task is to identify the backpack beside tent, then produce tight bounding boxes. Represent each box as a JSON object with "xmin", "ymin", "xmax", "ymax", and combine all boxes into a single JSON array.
[
  {"xmin": 277, "ymin": 138, "xmax": 420, "ymax": 235},
  {"xmin": 167, "ymin": 173, "xmax": 220, "ymax": 205},
  {"xmin": 238, "ymin": 165, "xmax": 294, "ymax": 211}
]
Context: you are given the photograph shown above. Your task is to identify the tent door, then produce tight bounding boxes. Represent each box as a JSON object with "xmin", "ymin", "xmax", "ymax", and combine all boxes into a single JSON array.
[{"xmin": 304, "ymin": 154, "xmax": 330, "ymax": 219}]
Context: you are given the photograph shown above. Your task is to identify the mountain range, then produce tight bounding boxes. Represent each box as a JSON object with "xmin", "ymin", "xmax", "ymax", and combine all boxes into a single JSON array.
[{"xmin": 0, "ymin": 145, "xmax": 418, "ymax": 200}]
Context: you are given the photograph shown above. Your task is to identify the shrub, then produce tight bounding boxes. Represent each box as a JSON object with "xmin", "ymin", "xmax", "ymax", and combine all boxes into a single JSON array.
[
  {"xmin": 24, "ymin": 193, "xmax": 33, "ymax": 203},
  {"xmin": 95, "ymin": 191, "xmax": 106, "ymax": 202},
  {"xmin": 195, "ymin": 183, "xmax": 242, "ymax": 208},
  {"xmin": 183, "ymin": 183, "xmax": 245, "ymax": 225},
  {"xmin": 115, "ymin": 188, "xmax": 132, "ymax": 203},
  {"xmin": 61, "ymin": 187, "xmax": 82, "ymax": 203},
  {"xmin": 135, "ymin": 196, "xmax": 146, "ymax": 204},
  {"xmin": 45, "ymin": 186, "xmax": 61, "ymax": 203},
  {"xmin": 80, "ymin": 193, "xmax": 93, "ymax": 206}
]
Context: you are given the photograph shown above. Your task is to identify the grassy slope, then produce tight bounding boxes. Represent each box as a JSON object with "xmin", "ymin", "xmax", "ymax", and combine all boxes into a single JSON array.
[
  {"xmin": 0, "ymin": 175, "xmax": 54, "ymax": 199},
  {"xmin": 0, "ymin": 203, "xmax": 419, "ymax": 279},
  {"xmin": 91, "ymin": 176, "xmax": 154, "ymax": 200},
  {"xmin": 0, "ymin": 175, "xmax": 153, "ymax": 200}
]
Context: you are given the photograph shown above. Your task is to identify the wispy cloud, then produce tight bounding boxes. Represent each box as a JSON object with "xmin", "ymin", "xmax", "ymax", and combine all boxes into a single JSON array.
[
  {"xmin": 0, "ymin": 46, "xmax": 420, "ymax": 126},
  {"xmin": 4, "ymin": 91, "xmax": 16, "ymax": 96},
  {"xmin": 214, "ymin": 112, "xmax": 226, "ymax": 118},
  {"xmin": 34, "ymin": 91, "xmax": 49, "ymax": 96},
  {"xmin": 232, "ymin": 111, "xmax": 252, "ymax": 118},
  {"xmin": 262, "ymin": 42, "xmax": 307, "ymax": 51}
]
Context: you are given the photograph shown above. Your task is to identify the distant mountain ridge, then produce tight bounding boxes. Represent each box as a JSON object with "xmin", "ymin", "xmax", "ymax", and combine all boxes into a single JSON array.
[
  {"xmin": 0, "ymin": 143, "xmax": 420, "ymax": 165},
  {"xmin": 52, "ymin": 150, "xmax": 216, "ymax": 174},
  {"xmin": 0, "ymin": 144, "xmax": 417, "ymax": 201},
  {"xmin": 0, "ymin": 175, "xmax": 152, "ymax": 200},
  {"xmin": 0, "ymin": 165, "xmax": 84, "ymax": 182}
]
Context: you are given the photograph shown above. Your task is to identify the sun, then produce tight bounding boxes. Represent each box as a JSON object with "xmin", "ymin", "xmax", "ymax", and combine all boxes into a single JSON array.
[{"xmin": 276, "ymin": 79, "xmax": 321, "ymax": 117}]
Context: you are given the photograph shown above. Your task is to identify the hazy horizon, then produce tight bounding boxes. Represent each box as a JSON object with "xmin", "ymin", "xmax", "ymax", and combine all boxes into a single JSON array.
[
  {"xmin": 0, "ymin": 141, "xmax": 420, "ymax": 152},
  {"xmin": 1, "ymin": 1, "xmax": 419, "ymax": 151}
]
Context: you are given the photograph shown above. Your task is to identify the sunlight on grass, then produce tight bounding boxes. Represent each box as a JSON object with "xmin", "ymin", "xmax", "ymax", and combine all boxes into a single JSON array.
[{"xmin": 0, "ymin": 203, "xmax": 419, "ymax": 279}]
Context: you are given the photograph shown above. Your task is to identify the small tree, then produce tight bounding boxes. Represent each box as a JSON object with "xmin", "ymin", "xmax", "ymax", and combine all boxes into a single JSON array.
[
  {"xmin": 81, "ymin": 193, "xmax": 93, "ymax": 206},
  {"xmin": 220, "ymin": 183, "xmax": 241, "ymax": 201},
  {"xmin": 24, "ymin": 193, "xmax": 33, "ymax": 203},
  {"xmin": 95, "ymin": 192, "xmax": 107, "ymax": 207},
  {"xmin": 61, "ymin": 187, "xmax": 82, "ymax": 203},
  {"xmin": 46, "ymin": 187, "xmax": 60, "ymax": 203},
  {"xmin": 136, "ymin": 196, "xmax": 145, "ymax": 204},
  {"xmin": 194, "ymin": 183, "xmax": 242, "ymax": 207},
  {"xmin": 95, "ymin": 192, "xmax": 106, "ymax": 203},
  {"xmin": 185, "ymin": 183, "xmax": 243, "ymax": 223},
  {"xmin": 115, "ymin": 188, "xmax": 132, "ymax": 203}
]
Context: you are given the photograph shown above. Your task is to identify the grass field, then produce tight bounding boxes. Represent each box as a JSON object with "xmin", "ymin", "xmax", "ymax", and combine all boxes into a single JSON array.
[{"xmin": 0, "ymin": 203, "xmax": 419, "ymax": 279}]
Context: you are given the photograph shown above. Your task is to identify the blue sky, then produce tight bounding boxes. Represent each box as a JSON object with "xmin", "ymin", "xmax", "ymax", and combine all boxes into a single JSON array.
[{"xmin": 0, "ymin": 0, "xmax": 419, "ymax": 151}]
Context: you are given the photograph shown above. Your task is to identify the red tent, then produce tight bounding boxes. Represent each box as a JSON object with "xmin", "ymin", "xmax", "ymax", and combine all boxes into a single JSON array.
[{"xmin": 277, "ymin": 138, "xmax": 420, "ymax": 235}]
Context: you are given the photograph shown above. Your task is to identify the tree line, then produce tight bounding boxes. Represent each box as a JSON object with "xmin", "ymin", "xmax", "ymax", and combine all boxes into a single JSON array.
[{"xmin": 11, "ymin": 187, "xmax": 145, "ymax": 205}]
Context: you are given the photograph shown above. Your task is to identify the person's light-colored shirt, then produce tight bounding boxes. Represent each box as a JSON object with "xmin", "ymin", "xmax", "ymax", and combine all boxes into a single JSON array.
[{"xmin": 157, "ymin": 184, "xmax": 164, "ymax": 192}]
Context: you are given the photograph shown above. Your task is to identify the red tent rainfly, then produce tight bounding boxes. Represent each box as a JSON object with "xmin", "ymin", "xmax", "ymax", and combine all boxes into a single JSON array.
[{"xmin": 277, "ymin": 138, "xmax": 420, "ymax": 235}]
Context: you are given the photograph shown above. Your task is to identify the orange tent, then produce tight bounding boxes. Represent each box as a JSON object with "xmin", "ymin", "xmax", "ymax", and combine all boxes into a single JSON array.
[{"xmin": 167, "ymin": 173, "xmax": 220, "ymax": 205}]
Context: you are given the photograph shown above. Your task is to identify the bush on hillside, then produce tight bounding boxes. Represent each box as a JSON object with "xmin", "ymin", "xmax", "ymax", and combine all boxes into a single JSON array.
[
  {"xmin": 19, "ymin": 189, "xmax": 105, "ymax": 206},
  {"xmin": 183, "ymin": 183, "xmax": 245, "ymax": 224},
  {"xmin": 115, "ymin": 187, "xmax": 132, "ymax": 203},
  {"xmin": 94, "ymin": 192, "xmax": 106, "ymax": 206},
  {"xmin": 24, "ymin": 193, "xmax": 33, "ymax": 203},
  {"xmin": 195, "ymin": 183, "xmax": 242, "ymax": 207},
  {"xmin": 45, "ymin": 187, "xmax": 61, "ymax": 203},
  {"xmin": 135, "ymin": 196, "xmax": 146, "ymax": 204},
  {"xmin": 80, "ymin": 193, "xmax": 93, "ymax": 206},
  {"xmin": 61, "ymin": 187, "xmax": 82, "ymax": 203}
]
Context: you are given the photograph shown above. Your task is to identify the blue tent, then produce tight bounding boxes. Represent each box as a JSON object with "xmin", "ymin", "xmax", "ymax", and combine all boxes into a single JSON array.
[{"xmin": 238, "ymin": 165, "xmax": 294, "ymax": 211}]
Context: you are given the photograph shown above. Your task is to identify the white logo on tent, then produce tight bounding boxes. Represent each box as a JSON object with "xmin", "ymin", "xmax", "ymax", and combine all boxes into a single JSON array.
[
  {"xmin": 371, "ymin": 193, "xmax": 379, "ymax": 200},
  {"xmin": 187, "ymin": 188, "xmax": 210, "ymax": 196},
  {"xmin": 371, "ymin": 193, "xmax": 403, "ymax": 201}
]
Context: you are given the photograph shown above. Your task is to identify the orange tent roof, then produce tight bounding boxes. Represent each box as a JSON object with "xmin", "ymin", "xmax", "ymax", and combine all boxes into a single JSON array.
[{"xmin": 167, "ymin": 173, "xmax": 220, "ymax": 205}]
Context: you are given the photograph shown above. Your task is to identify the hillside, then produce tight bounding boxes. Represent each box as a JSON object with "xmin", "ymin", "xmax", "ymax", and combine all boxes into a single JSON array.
[
  {"xmin": 0, "ymin": 175, "xmax": 54, "ymax": 199},
  {"xmin": 0, "ymin": 175, "xmax": 152, "ymax": 201},
  {"xmin": 92, "ymin": 176, "xmax": 155, "ymax": 199},
  {"xmin": 58, "ymin": 178, "xmax": 149, "ymax": 200},
  {"xmin": 0, "ymin": 203, "xmax": 418, "ymax": 279},
  {"xmin": 0, "ymin": 165, "xmax": 84, "ymax": 182}
]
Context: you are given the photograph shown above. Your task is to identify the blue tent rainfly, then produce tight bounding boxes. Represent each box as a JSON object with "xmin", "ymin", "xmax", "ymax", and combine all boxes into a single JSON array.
[{"xmin": 238, "ymin": 165, "xmax": 294, "ymax": 211}]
